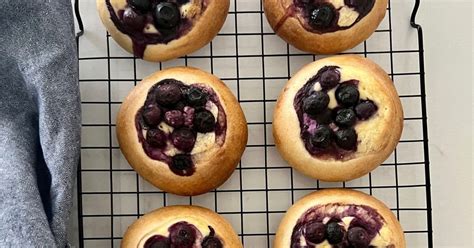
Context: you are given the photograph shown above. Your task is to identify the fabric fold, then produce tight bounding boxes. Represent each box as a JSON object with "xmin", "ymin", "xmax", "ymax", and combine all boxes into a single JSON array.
[{"xmin": 0, "ymin": 1, "xmax": 80, "ymax": 247}]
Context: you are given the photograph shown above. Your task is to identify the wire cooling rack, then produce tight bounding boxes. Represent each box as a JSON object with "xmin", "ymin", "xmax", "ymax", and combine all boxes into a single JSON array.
[{"xmin": 74, "ymin": 0, "xmax": 432, "ymax": 247}]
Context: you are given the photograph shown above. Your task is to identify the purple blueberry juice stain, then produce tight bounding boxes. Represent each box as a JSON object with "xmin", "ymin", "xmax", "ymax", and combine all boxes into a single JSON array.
[
  {"xmin": 105, "ymin": 0, "xmax": 208, "ymax": 58},
  {"xmin": 144, "ymin": 223, "xmax": 223, "ymax": 248},
  {"xmin": 276, "ymin": 0, "xmax": 375, "ymax": 34},
  {"xmin": 136, "ymin": 79, "xmax": 227, "ymax": 176},
  {"xmin": 290, "ymin": 204, "xmax": 392, "ymax": 248},
  {"xmin": 293, "ymin": 66, "xmax": 378, "ymax": 160}
]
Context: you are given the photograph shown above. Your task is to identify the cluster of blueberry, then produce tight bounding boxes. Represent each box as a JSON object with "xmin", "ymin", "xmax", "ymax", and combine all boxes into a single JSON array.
[
  {"xmin": 302, "ymin": 221, "xmax": 373, "ymax": 247},
  {"xmin": 294, "ymin": 0, "xmax": 375, "ymax": 31},
  {"xmin": 137, "ymin": 79, "xmax": 224, "ymax": 176},
  {"xmin": 121, "ymin": 0, "xmax": 187, "ymax": 31},
  {"xmin": 295, "ymin": 66, "xmax": 378, "ymax": 157},
  {"xmin": 145, "ymin": 222, "xmax": 222, "ymax": 248},
  {"xmin": 291, "ymin": 204, "xmax": 386, "ymax": 248},
  {"xmin": 105, "ymin": 0, "xmax": 197, "ymax": 57}
]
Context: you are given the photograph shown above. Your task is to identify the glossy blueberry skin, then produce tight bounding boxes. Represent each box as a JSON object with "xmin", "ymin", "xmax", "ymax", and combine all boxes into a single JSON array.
[
  {"xmin": 146, "ymin": 129, "xmax": 167, "ymax": 148},
  {"xmin": 155, "ymin": 82, "xmax": 183, "ymax": 107},
  {"xmin": 129, "ymin": 0, "xmax": 151, "ymax": 12},
  {"xmin": 154, "ymin": 2, "xmax": 181, "ymax": 29},
  {"xmin": 170, "ymin": 154, "xmax": 195, "ymax": 176},
  {"xmin": 303, "ymin": 91, "xmax": 330, "ymax": 116},
  {"xmin": 355, "ymin": 100, "xmax": 377, "ymax": 120},
  {"xmin": 193, "ymin": 110, "xmax": 216, "ymax": 133},
  {"xmin": 345, "ymin": 0, "xmax": 368, "ymax": 7},
  {"xmin": 122, "ymin": 7, "xmax": 146, "ymax": 30},
  {"xmin": 185, "ymin": 87, "xmax": 208, "ymax": 106},
  {"xmin": 326, "ymin": 221, "xmax": 346, "ymax": 244},
  {"xmin": 309, "ymin": 5, "xmax": 335, "ymax": 28},
  {"xmin": 334, "ymin": 108, "xmax": 357, "ymax": 128},
  {"xmin": 171, "ymin": 128, "xmax": 196, "ymax": 153},
  {"xmin": 320, "ymin": 68, "xmax": 341, "ymax": 90},
  {"xmin": 143, "ymin": 104, "xmax": 162, "ymax": 126},
  {"xmin": 335, "ymin": 128, "xmax": 358, "ymax": 150},
  {"xmin": 144, "ymin": 235, "xmax": 170, "ymax": 248},
  {"xmin": 310, "ymin": 125, "xmax": 333, "ymax": 149},
  {"xmin": 201, "ymin": 236, "xmax": 223, "ymax": 248},
  {"xmin": 169, "ymin": 222, "xmax": 197, "ymax": 247},
  {"xmin": 304, "ymin": 221, "xmax": 326, "ymax": 244},
  {"xmin": 347, "ymin": 227, "xmax": 371, "ymax": 247},
  {"xmin": 164, "ymin": 110, "xmax": 185, "ymax": 128},
  {"xmin": 314, "ymin": 108, "xmax": 333, "ymax": 125},
  {"xmin": 336, "ymin": 84, "xmax": 360, "ymax": 107}
]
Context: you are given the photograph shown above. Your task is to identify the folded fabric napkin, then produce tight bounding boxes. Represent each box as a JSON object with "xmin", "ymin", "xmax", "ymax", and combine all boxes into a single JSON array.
[{"xmin": 0, "ymin": 1, "xmax": 80, "ymax": 247}]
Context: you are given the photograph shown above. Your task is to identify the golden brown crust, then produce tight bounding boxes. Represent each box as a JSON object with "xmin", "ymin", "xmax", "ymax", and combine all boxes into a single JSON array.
[
  {"xmin": 122, "ymin": 205, "xmax": 242, "ymax": 248},
  {"xmin": 273, "ymin": 55, "xmax": 403, "ymax": 182},
  {"xmin": 263, "ymin": 0, "xmax": 388, "ymax": 54},
  {"xmin": 117, "ymin": 67, "xmax": 247, "ymax": 196},
  {"xmin": 274, "ymin": 189, "xmax": 406, "ymax": 248},
  {"xmin": 97, "ymin": 0, "xmax": 230, "ymax": 62}
]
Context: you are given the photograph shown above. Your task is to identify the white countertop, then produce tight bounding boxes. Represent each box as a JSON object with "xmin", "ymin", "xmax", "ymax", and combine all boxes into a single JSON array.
[
  {"xmin": 69, "ymin": 0, "xmax": 474, "ymax": 247},
  {"xmin": 418, "ymin": 0, "xmax": 473, "ymax": 247}
]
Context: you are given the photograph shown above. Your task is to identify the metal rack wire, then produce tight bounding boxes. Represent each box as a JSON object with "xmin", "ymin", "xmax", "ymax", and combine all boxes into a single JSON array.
[{"xmin": 75, "ymin": 0, "xmax": 432, "ymax": 247}]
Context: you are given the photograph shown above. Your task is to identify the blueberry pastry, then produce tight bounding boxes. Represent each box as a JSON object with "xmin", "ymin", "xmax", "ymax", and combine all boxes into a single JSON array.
[
  {"xmin": 275, "ymin": 189, "xmax": 405, "ymax": 248},
  {"xmin": 264, "ymin": 0, "xmax": 388, "ymax": 54},
  {"xmin": 122, "ymin": 205, "xmax": 242, "ymax": 248},
  {"xmin": 97, "ymin": 0, "xmax": 229, "ymax": 61},
  {"xmin": 117, "ymin": 67, "xmax": 247, "ymax": 195},
  {"xmin": 273, "ymin": 55, "xmax": 403, "ymax": 181}
]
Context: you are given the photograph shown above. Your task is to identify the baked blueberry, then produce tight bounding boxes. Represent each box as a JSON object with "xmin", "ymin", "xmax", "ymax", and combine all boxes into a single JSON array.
[
  {"xmin": 201, "ymin": 236, "xmax": 223, "ymax": 248},
  {"xmin": 171, "ymin": 128, "xmax": 196, "ymax": 152},
  {"xmin": 326, "ymin": 221, "xmax": 345, "ymax": 244},
  {"xmin": 193, "ymin": 110, "xmax": 216, "ymax": 133},
  {"xmin": 154, "ymin": 2, "xmax": 181, "ymax": 29},
  {"xmin": 304, "ymin": 221, "xmax": 326, "ymax": 244},
  {"xmin": 183, "ymin": 107, "xmax": 195, "ymax": 126},
  {"xmin": 164, "ymin": 110, "xmax": 185, "ymax": 127},
  {"xmin": 129, "ymin": 0, "xmax": 151, "ymax": 12},
  {"xmin": 146, "ymin": 129, "xmax": 167, "ymax": 148},
  {"xmin": 303, "ymin": 91, "xmax": 330, "ymax": 115},
  {"xmin": 156, "ymin": 82, "xmax": 183, "ymax": 106},
  {"xmin": 309, "ymin": 5, "xmax": 335, "ymax": 28},
  {"xmin": 185, "ymin": 87, "xmax": 208, "ymax": 106},
  {"xmin": 345, "ymin": 0, "xmax": 367, "ymax": 7},
  {"xmin": 315, "ymin": 108, "xmax": 333, "ymax": 125},
  {"xmin": 335, "ymin": 128, "xmax": 358, "ymax": 150},
  {"xmin": 355, "ymin": 100, "xmax": 377, "ymax": 120},
  {"xmin": 347, "ymin": 227, "xmax": 370, "ymax": 248},
  {"xmin": 143, "ymin": 104, "xmax": 162, "ymax": 126},
  {"xmin": 170, "ymin": 154, "xmax": 195, "ymax": 176},
  {"xmin": 122, "ymin": 7, "xmax": 146, "ymax": 30},
  {"xmin": 310, "ymin": 125, "xmax": 333, "ymax": 149},
  {"xmin": 174, "ymin": 101, "xmax": 187, "ymax": 111},
  {"xmin": 169, "ymin": 222, "xmax": 196, "ymax": 247},
  {"xmin": 336, "ymin": 84, "xmax": 360, "ymax": 107},
  {"xmin": 320, "ymin": 68, "xmax": 340, "ymax": 90},
  {"xmin": 144, "ymin": 235, "xmax": 170, "ymax": 248},
  {"xmin": 334, "ymin": 108, "xmax": 357, "ymax": 127}
]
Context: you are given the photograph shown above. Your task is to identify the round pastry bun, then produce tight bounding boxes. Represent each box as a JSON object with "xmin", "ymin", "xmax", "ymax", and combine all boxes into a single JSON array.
[
  {"xmin": 264, "ymin": 0, "xmax": 388, "ymax": 54},
  {"xmin": 274, "ymin": 189, "xmax": 406, "ymax": 248},
  {"xmin": 97, "ymin": 0, "xmax": 229, "ymax": 62},
  {"xmin": 122, "ymin": 205, "xmax": 242, "ymax": 248},
  {"xmin": 117, "ymin": 67, "xmax": 247, "ymax": 196},
  {"xmin": 273, "ymin": 55, "xmax": 403, "ymax": 182}
]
